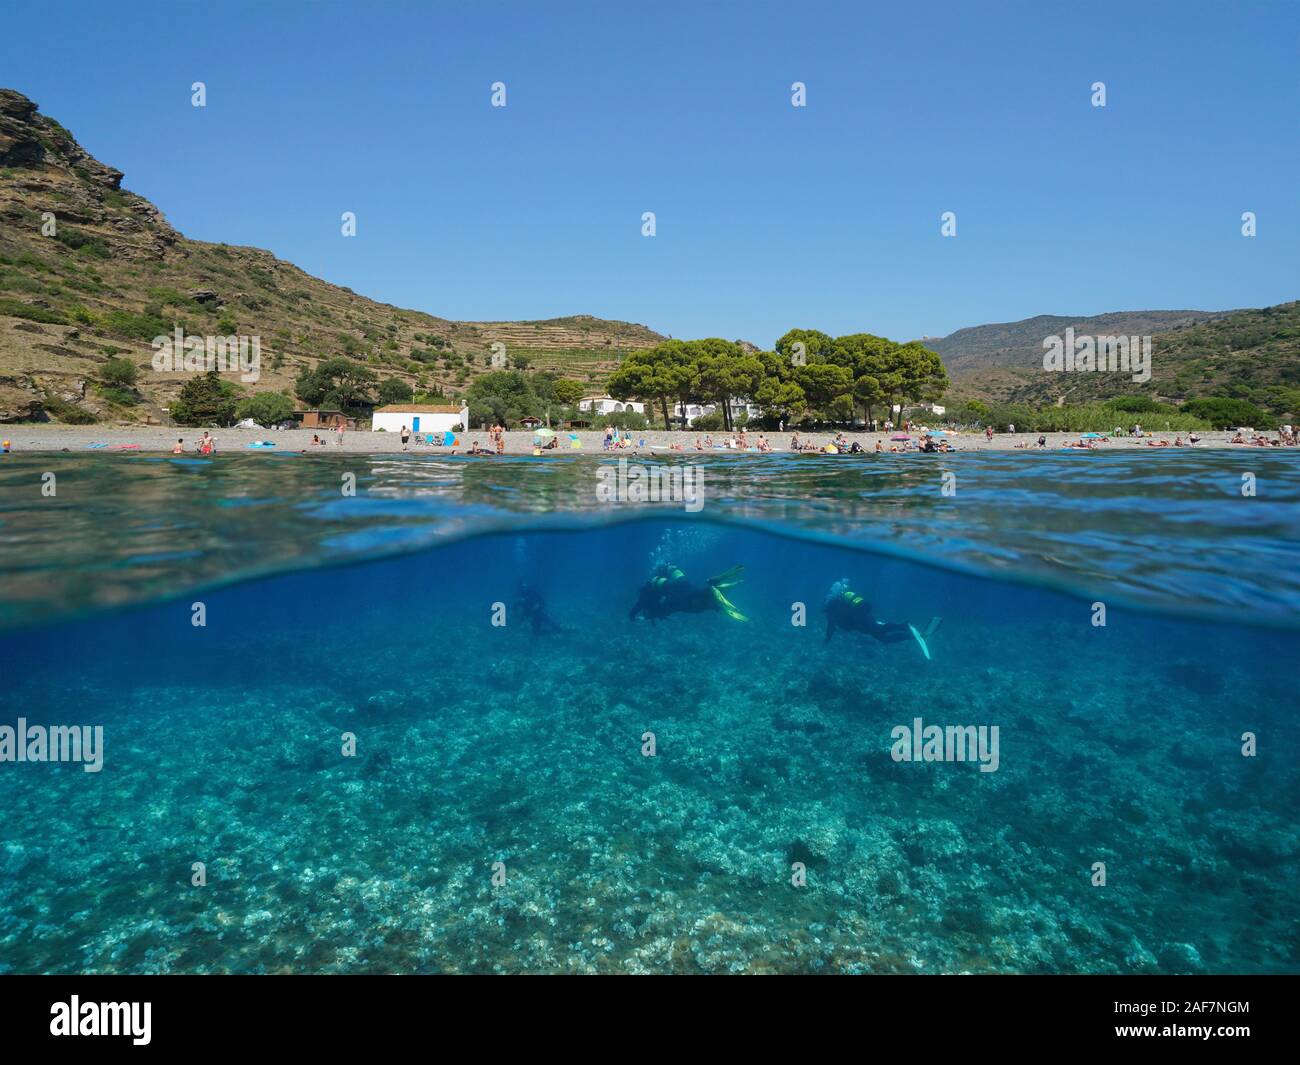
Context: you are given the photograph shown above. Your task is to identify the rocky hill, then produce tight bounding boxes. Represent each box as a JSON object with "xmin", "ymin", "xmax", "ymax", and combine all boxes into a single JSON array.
[
  {"xmin": 947, "ymin": 301, "xmax": 1300, "ymax": 413},
  {"xmin": 0, "ymin": 89, "xmax": 663, "ymax": 424},
  {"xmin": 927, "ymin": 309, "xmax": 1236, "ymax": 376}
]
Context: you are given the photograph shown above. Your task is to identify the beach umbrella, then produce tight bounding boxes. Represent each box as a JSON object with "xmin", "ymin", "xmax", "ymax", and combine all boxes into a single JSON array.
[
  {"xmin": 1081, "ymin": 432, "xmax": 1104, "ymax": 438},
  {"xmin": 533, "ymin": 427, "xmax": 556, "ymax": 437}
]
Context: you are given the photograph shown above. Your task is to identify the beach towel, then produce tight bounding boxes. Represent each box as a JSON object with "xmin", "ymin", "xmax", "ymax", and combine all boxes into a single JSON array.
[
  {"xmin": 569, "ymin": 434, "xmax": 582, "ymax": 448},
  {"xmin": 84, "ymin": 443, "xmax": 109, "ymax": 449},
  {"xmin": 117, "ymin": 444, "xmax": 141, "ymax": 450},
  {"xmin": 247, "ymin": 441, "xmax": 277, "ymax": 449},
  {"xmin": 444, "ymin": 433, "xmax": 457, "ymax": 447}
]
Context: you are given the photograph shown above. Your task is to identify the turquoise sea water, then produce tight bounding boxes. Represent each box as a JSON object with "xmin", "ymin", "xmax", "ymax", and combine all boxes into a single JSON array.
[{"xmin": 0, "ymin": 452, "xmax": 1297, "ymax": 973}]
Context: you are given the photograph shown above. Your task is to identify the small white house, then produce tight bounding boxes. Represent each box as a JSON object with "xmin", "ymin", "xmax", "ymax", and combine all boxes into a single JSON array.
[
  {"xmin": 672, "ymin": 397, "xmax": 762, "ymax": 427},
  {"xmin": 579, "ymin": 395, "xmax": 645, "ymax": 415},
  {"xmin": 372, "ymin": 403, "xmax": 467, "ymax": 434}
]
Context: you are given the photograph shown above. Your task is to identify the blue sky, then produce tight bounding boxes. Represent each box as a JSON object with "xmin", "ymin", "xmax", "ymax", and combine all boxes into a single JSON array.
[{"xmin": 3, "ymin": 1, "xmax": 1296, "ymax": 345}]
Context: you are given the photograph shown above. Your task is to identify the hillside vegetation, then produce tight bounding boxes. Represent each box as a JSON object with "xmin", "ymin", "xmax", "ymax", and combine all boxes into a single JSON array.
[
  {"xmin": 947, "ymin": 302, "xmax": 1300, "ymax": 425},
  {"xmin": 927, "ymin": 309, "xmax": 1233, "ymax": 374},
  {"xmin": 0, "ymin": 89, "xmax": 661, "ymax": 424}
]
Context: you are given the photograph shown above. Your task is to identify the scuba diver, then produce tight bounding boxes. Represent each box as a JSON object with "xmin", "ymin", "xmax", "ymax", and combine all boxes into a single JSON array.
[
  {"xmin": 513, "ymin": 581, "xmax": 562, "ymax": 635},
  {"xmin": 822, "ymin": 578, "xmax": 942, "ymax": 659},
  {"xmin": 628, "ymin": 563, "xmax": 748, "ymax": 624}
]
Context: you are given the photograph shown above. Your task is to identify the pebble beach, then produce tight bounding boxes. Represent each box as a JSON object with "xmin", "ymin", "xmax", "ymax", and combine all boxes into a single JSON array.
[{"xmin": 0, "ymin": 425, "xmax": 1263, "ymax": 455}]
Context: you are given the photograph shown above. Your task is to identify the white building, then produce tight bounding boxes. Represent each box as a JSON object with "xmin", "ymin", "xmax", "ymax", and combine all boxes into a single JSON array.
[
  {"xmin": 578, "ymin": 395, "xmax": 645, "ymax": 415},
  {"xmin": 371, "ymin": 403, "xmax": 467, "ymax": 433},
  {"xmin": 672, "ymin": 397, "xmax": 762, "ymax": 427}
]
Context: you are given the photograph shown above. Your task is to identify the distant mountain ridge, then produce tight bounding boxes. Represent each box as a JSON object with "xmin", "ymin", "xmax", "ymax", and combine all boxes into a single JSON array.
[
  {"xmin": 0, "ymin": 88, "xmax": 663, "ymax": 423},
  {"xmin": 926, "ymin": 310, "xmax": 1237, "ymax": 376},
  {"xmin": 946, "ymin": 301, "xmax": 1300, "ymax": 414}
]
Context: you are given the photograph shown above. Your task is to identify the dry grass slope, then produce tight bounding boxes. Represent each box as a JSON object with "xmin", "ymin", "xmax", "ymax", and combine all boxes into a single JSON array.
[{"xmin": 0, "ymin": 89, "xmax": 663, "ymax": 424}]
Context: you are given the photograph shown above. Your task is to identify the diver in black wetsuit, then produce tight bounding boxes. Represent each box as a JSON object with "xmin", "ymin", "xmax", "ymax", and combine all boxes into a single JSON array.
[
  {"xmin": 628, "ymin": 563, "xmax": 748, "ymax": 624},
  {"xmin": 513, "ymin": 582, "xmax": 561, "ymax": 635},
  {"xmin": 822, "ymin": 578, "xmax": 941, "ymax": 658}
]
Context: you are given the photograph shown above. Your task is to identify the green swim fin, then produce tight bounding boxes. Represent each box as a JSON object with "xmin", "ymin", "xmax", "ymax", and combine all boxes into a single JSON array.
[
  {"xmin": 908, "ymin": 623, "xmax": 932, "ymax": 660},
  {"xmin": 708, "ymin": 565, "xmax": 745, "ymax": 590},
  {"xmin": 711, "ymin": 586, "xmax": 748, "ymax": 621}
]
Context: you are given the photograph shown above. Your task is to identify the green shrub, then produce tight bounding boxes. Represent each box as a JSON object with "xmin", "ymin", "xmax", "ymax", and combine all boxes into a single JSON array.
[
  {"xmin": 378, "ymin": 377, "xmax": 413, "ymax": 405},
  {"xmin": 102, "ymin": 357, "xmax": 139, "ymax": 387},
  {"xmin": 171, "ymin": 369, "xmax": 241, "ymax": 426},
  {"xmin": 53, "ymin": 227, "xmax": 110, "ymax": 259},
  {"xmin": 148, "ymin": 286, "xmax": 194, "ymax": 307},
  {"xmin": 1181, "ymin": 397, "xmax": 1272, "ymax": 429},
  {"xmin": 97, "ymin": 385, "xmax": 138, "ymax": 406},
  {"xmin": 236, "ymin": 391, "xmax": 294, "ymax": 426},
  {"xmin": 101, "ymin": 309, "xmax": 171, "ymax": 340},
  {"xmin": 0, "ymin": 298, "xmax": 67, "ymax": 324},
  {"xmin": 41, "ymin": 395, "xmax": 98, "ymax": 423}
]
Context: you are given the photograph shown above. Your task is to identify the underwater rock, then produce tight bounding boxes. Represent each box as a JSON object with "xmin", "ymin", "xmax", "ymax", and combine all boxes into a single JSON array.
[
  {"xmin": 363, "ymin": 690, "xmax": 405, "ymax": 717},
  {"xmin": 1124, "ymin": 937, "xmax": 1159, "ymax": 972},
  {"xmin": 1158, "ymin": 942, "xmax": 1205, "ymax": 973},
  {"xmin": 875, "ymin": 868, "xmax": 907, "ymax": 897},
  {"xmin": 786, "ymin": 839, "xmax": 830, "ymax": 871},
  {"xmin": 941, "ymin": 892, "xmax": 993, "ymax": 934}
]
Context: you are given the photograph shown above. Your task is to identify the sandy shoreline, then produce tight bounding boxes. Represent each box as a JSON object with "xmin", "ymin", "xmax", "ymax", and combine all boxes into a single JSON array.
[{"xmin": 0, "ymin": 425, "xmax": 1273, "ymax": 455}]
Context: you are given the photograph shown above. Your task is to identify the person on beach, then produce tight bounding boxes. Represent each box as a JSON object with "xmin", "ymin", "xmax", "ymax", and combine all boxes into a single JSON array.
[
  {"xmin": 875, "ymin": 440, "xmax": 884, "ymax": 452},
  {"xmin": 336, "ymin": 423, "xmax": 345, "ymax": 446},
  {"xmin": 628, "ymin": 563, "xmax": 748, "ymax": 623},
  {"xmin": 199, "ymin": 431, "xmax": 216, "ymax": 455},
  {"xmin": 822, "ymin": 578, "xmax": 941, "ymax": 659},
  {"xmin": 986, "ymin": 426, "xmax": 994, "ymax": 441},
  {"xmin": 790, "ymin": 433, "xmax": 801, "ymax": 450},
  {"xmin": 1037, "ymin": 434, "xmax": 1047, "ymax": 448},
  {"xmin": 172, "ymin": 438, "xmax": 184, "ymax": 454},
  {"xmin": 400, "ymin": 425, "xmax": 411, "ymax": 450}
]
